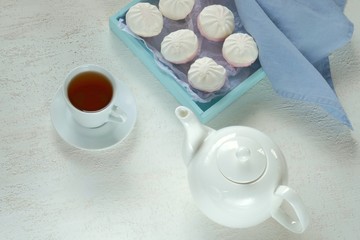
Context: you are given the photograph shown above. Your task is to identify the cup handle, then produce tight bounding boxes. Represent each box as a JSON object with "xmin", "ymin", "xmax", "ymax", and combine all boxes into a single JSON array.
[
  {"xmin": 109, "ymin": 105, "xmax": 127, "ymax": 124},
  {"xmin": 271, "ymin": 185, "xmax": 310, "ymax": 234}
]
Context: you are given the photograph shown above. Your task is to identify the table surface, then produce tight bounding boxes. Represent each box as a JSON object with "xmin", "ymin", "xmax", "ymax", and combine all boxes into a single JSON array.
[{"xmin": 1, "ymin": 1, "xmax": 360, "ymax": 239}]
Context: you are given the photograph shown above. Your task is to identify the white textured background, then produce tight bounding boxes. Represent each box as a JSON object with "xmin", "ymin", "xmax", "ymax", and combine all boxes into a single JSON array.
[{"xmin": 1, "ymin": 0, "xmax": 360, "ymax": 239}]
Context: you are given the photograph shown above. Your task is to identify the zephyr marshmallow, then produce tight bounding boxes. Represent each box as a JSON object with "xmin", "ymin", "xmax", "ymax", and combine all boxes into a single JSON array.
[
  {"xmin": 222, "ymin": 33, "xmax": 259, "ymax": 67},
  {"xmin": 188, "ymin": 57, "xmax": 227, "ymax": 92},
  {"xmin": 161, "ymin": 29, "xmax": 199, "ymax": 64},
  {"xmin": 159, "ymin": 0, "xmax": 195, "ymax": 20},
  {"xmin": 197, "ymin": 5, "xmax": 235, "ymax": 42},
  {"xmin": 126, "ymin": 3, "xmax": 163, "ymax": 37}
]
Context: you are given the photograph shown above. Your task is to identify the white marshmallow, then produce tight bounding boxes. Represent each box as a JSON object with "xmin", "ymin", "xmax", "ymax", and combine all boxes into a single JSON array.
[
  {"xmin": 125, "ymin": 3, "xmax": 163, "ymax": 37},
  {"xmin": 188, "ymin": 57, "xmax": 227, "ymax": 92},
  {"xmin": 222, "ymin": 33, "xmax": 259, "ymax": 67},
  {"xmin": 197, "ymin": 5, "xmax": 235, "ymax": 42},
  {"xmin": 161, "ymin": 29, "xmax": 199, "ymax": 64},
  {"xmin": 159, "ymin": 0, "xmax": 195, "ymax": 20}
]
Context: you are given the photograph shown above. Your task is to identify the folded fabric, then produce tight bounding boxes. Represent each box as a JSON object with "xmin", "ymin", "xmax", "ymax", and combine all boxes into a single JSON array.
[{"xmin": 234, "ymin": 0, "xmax": 354, "ymax": 127}]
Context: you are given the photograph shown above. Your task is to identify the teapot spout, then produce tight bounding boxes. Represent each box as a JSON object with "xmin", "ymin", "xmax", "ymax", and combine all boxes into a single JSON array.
[{"xmin": 175, "ymin": 106, "xmax": 214, "ymax": 166}]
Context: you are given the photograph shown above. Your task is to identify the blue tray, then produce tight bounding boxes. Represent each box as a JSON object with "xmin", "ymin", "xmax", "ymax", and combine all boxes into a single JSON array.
[{"xmin": 109, "ymin": 0, "xmax": 266, "ymax": 123}]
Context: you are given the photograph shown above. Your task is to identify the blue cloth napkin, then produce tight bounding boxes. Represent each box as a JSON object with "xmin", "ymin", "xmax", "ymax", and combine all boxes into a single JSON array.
[{"xmin": 234, "ymin": 0, "xmax": 354, "ymax": 127}]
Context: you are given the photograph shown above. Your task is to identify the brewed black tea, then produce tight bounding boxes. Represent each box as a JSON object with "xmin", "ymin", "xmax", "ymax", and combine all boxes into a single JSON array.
[{"xmin": 67, "ymin": 71, "xmax": 113, "ymax": 112}]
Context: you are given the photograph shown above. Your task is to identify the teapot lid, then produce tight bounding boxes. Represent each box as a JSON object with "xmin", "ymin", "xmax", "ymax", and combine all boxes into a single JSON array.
[{"xmin": 216, "ymin": 136, "xmax": 267, "ymax": 184}]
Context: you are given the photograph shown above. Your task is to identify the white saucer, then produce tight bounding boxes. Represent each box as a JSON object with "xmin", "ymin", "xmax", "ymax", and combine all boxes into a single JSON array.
[{"xmin": 50, "ymin": 81, "xmax": 137, "ymax": 150}]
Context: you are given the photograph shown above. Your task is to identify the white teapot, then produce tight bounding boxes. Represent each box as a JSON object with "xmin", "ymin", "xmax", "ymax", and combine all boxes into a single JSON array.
[{"xmin": 175, "ymin": 106, "xmax": 309, "ymax": 233}]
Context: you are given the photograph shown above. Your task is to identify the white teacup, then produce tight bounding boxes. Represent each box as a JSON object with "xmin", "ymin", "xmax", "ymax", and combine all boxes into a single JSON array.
[{"xmin": 63, "ymin": 64, "xmax": 127, "ymax": 128}]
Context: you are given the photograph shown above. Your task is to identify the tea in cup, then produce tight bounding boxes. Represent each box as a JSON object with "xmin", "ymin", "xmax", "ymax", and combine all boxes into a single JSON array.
[{"xmin": 63, "ymin": 64, "xmax": 127, "ymax": 128}]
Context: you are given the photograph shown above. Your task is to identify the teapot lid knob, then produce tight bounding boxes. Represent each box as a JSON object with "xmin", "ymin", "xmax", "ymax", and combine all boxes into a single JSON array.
[{"xmin": 216, "ymin": 136, "xmax": 267, "ymax": 184}]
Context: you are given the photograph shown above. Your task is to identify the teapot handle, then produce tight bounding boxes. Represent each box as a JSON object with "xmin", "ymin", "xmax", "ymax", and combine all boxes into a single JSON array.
[{"xmin": 271, "ymin": 185, "xmax": 310, "ymax": 233}]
